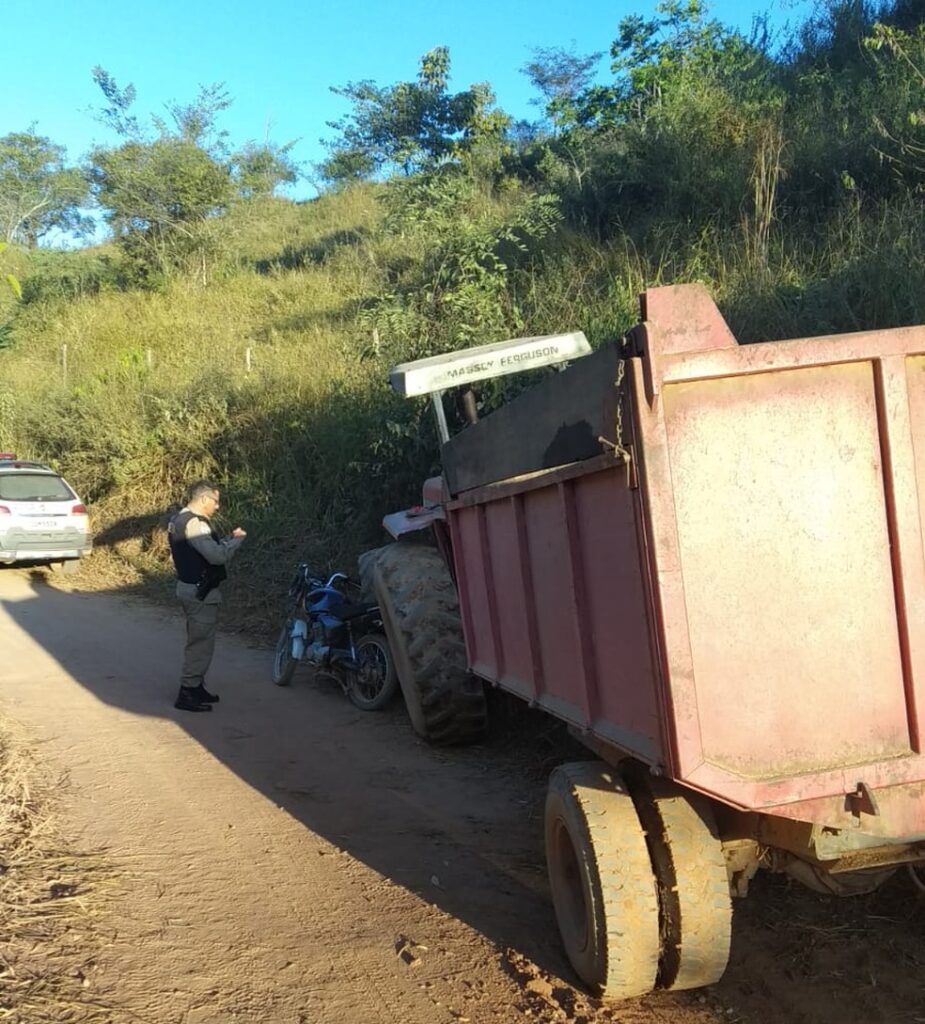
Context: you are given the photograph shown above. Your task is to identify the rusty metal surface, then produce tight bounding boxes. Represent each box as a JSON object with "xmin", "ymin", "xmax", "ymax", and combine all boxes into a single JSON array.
[
  {"xmin": 448, "ymin": 283, "xmax": 925, "ymax": 838},
  {"xmin": 663, "ymin": 362, "xmax": 908, "ymax": 778},
  {"xmin": 449, "ymin": 459, "xmax": 663, "ymax": 762},
  {"xmin": 633, "ymin": 290, "xmax": 925, "ymax": 835}
]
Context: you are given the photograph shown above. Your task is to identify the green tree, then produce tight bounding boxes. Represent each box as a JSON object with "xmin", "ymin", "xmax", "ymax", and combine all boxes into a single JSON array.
[
  {"xmin": 155, "ymin": 83, "xmax": 232, "ymax": 151},
  {"xmin": 0, "ymin": 130, "xmax": 90, "ymax": 245},
  {"xmin": 778, "ymin": 1, "xmax": 925, "ymax": 207},
  {"xmin": 531, "ymin": 1, "xmax": 781, "ymax": 233},
  {"xmin": 91, "ymin": 66, "xmax": 142, "ymax": 139},
  {"xmin": 522, "ymin": 46, "xmax": 603, "ymax": 131},
  {"xmin": 317, "ymin": 146, "xmax": 376, "ymax": 188},
  {"xmin": 320, "ymin": 47, "xmax": 510, "ymax": 183},
  {"xmin": 88, "ymin": 69, "xmax": 237, "ymax": 283},
  {"xmin": 518, "ymin": 47, "xmax": 611, "ymax": 233},
  {"xmin": 365, "ymin": 167, "xmax": 561, "ymax": 355},
  {"xmin": 862, "ymin": 20, "xmax": 925, "ymax": 185},
  {"xmin": 586, "ymin": 0, "xmax": 774, "ymax": 125},
  {"xmin": 232, "ymin": 140, "xmax": 299, "ymax": 197},
  {"xmin": 89, "ymin": 137, "xmax": 234, "ymax": 282}
]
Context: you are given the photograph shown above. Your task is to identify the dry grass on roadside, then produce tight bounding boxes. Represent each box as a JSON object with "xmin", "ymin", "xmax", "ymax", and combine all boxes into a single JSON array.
[{"xmin": 0, "ymin": 720, "xmax": 113, "ymax": 1023}]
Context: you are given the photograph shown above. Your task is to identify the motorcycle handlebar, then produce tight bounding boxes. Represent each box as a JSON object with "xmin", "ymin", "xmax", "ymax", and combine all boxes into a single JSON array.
[{"xmin": 296, "ymin": 565, "xmax": 358, "ymax": 592}]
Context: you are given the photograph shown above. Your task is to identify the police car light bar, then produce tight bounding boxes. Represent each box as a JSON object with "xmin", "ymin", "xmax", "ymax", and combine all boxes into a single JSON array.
[{"xmin": 389, "ymin": 331, "xmax": 591, "ymax": 398}]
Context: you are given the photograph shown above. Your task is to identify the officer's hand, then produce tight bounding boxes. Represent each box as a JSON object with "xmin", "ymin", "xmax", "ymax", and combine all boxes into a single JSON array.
[{"xmin": 231, "ymin": 527, "xmax": 247, "ymax": 539}]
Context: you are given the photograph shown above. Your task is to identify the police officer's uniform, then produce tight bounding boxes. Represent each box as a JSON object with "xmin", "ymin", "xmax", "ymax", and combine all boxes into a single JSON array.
[{"xmin": 167, "ymin": 508, "xmax": 244, "ymax": 711}]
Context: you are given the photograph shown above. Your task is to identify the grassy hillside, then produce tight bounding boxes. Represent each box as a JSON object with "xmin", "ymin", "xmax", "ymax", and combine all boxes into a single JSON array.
[
  {"xmin": 5, "ymin": 188, "xmax": 925, "ymax": 635},
  {"xmin": 4, "ymin": 2, "xmax": 925, "ymax": 633}
]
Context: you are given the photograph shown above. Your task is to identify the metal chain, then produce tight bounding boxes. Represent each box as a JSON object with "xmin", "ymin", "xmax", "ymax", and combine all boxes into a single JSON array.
[
  {"xmin": 614, "ymin": 357, "xmax": 626, "ymax": 454},
  {"xmin": 599, "ymin": 356, "xmax": 631, "ymax": 466}
]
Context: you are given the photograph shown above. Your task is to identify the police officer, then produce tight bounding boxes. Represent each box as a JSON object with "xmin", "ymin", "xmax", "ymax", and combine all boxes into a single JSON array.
[{"xmin": 167, "ymin": 480, "xmax": 246, "ymax": 712}]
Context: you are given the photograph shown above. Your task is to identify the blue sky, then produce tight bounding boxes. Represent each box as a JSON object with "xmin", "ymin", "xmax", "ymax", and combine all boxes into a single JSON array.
[{"xmin": 4, "ymin": 0, "xmax": 813, "ymax": 200}]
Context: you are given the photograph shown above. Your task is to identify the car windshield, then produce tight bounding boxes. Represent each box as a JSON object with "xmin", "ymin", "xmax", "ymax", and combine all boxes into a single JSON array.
[{"xmin": 0, "ymin": 473, "xmax": 74, "ymax": 501}]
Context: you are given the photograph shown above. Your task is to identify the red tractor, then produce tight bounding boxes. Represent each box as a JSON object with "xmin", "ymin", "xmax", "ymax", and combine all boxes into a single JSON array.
[{"xmin": 361, "ymin": 283, "xmax": 925, "ymax": 998}]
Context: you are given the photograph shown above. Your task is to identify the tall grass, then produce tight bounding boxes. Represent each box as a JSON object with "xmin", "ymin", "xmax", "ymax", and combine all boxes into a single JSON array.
[{"xmin": 3, "ymin": 187, "xmax": 925, "ymax": 634}]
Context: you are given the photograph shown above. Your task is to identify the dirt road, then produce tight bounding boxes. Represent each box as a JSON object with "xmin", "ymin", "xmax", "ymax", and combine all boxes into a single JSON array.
[{"xmin": 1, "ymin": 568, "xmax": 923, "ymax": 1024}]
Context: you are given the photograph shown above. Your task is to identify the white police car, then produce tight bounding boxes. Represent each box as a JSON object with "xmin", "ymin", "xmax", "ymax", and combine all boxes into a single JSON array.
[{"xmin": 0, "ymin": 454, "xmax": 91, "ymax": 572}]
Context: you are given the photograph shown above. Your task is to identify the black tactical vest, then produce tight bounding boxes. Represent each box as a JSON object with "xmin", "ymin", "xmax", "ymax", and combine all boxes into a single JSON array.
[{"xmin": 168, "ymin": 510, "xmax": 219, "ymax": 584}]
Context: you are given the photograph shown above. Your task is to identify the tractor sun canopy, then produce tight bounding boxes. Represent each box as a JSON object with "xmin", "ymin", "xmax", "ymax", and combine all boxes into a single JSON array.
[{"xmin": 389, "ymin": 331, "xmax": 591, "ymax": 398}]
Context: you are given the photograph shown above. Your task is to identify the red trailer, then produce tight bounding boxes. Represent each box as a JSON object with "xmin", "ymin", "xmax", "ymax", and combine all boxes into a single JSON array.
[{"xmin": 363, "ymin": 284, "xmax": 925, "ymax": 998}]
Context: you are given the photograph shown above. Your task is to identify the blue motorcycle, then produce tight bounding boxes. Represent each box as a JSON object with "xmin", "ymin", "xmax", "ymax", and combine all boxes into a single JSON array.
[{"xmin": 272, "ymin": 564, "xmax": 397, "ymax": 711}]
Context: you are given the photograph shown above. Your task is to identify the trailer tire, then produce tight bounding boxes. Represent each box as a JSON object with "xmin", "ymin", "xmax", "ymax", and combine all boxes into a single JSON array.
[
  {"xmin": 545, "ymin": 762, "xmax": 660, "ymax": 1000},
  {"xmin": 359, "ymin": 542, "xmax": 487, "ymax": 745},
  {"xmin": 632, "ymin": 776, "xmax": 731, "ymax": 991}
]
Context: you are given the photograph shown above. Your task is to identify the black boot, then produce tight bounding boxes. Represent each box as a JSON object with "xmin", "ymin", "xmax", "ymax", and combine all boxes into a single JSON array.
[
  {"xmin": 174, "ymin": 687, "xmax": 213, "ymax": 712},
  {"xmin": 192, "ymin": 683, "xmax": 219, "ymax": 704}
]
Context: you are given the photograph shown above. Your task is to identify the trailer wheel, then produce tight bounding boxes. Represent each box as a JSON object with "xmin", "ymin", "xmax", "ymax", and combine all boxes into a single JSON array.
[
  {"xmin": 632, "ymin": 777, "xmax": 732, "ymax": 991},
  {"xmin": 545, "ymin": 762, "xmax": 660, "ymax": 999},
  {"xmin": 359, "ymin": 543, "xmax": 487, "ymax": 745}
]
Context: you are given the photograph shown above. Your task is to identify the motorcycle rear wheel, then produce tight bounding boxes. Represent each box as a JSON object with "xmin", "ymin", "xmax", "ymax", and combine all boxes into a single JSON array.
[
  {"xmin": 272, "ymin": 617, "xmax": 300, "ymax": 686},
  {"xmin": 348, "ymin": 633, "xmax": 398, "ymax": 711}
]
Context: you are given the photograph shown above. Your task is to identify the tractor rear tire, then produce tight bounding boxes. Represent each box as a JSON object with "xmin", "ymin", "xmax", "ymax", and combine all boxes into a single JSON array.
[
  {"xmin": 545, "ymin": 762, "xmax": 660, "ymax": 999},
  {"xmin": 631, "ymin": 776, "xmax": 732, "ymax": 991},
  {"xmin": 359, "ymin": 542, "xmax": 487, "ymax": 745}
]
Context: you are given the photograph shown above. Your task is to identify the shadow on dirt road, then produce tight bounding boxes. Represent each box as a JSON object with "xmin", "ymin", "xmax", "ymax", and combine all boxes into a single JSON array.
[
  {"xmin": 1, "ymin": 572, "xmax": 572, "ymax": 965},
  {"xmin": 3, "ymin": 567, "xmax": 924, "ymax": 1024}
]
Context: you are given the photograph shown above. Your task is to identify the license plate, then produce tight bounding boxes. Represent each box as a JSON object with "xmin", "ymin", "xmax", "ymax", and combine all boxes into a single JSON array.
[{"xmin": 27, "ymin": 519, "xmax": 59, "ymax": 530}]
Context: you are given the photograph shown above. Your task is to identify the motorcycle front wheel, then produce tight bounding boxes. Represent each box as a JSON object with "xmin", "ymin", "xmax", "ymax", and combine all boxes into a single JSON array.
[
  {"xmin": 348, "ymin": 633, "xmax": 398, "ymax": 711},
  {"xmin": 272, "ymin": 617, "xmax": 300, "ymax": 686}
]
